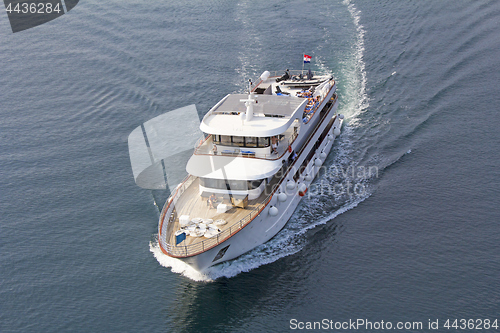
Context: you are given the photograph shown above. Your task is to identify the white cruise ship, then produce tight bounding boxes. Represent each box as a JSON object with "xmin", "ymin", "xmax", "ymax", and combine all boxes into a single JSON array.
[{"xmin": 129, "ymin": 69, "xmax": 343, "ymax": 272}]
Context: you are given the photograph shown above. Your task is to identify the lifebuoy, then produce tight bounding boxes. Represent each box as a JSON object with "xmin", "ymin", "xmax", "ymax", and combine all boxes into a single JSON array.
[
  {"xmin": 288, "ymin": 145, "xmax": 292, "ymax": 153},
  {"xmin": 298, "ymin": 183, "xmax": 307, "ymax": 196}
]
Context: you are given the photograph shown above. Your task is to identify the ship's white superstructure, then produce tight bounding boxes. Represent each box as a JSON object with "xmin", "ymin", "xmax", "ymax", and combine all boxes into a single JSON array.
[{"xmin": 129, "ymin": 69, "xmax": 344, "ymax": 272}]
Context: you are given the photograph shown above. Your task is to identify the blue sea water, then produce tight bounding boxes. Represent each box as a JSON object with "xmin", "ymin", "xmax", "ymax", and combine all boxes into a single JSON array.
[{"xmin": 1, "ymin": 1, "xmax": 499, "ymax": 332}]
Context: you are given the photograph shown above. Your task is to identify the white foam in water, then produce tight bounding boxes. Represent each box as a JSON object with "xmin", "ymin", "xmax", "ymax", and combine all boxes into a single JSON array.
[
  {"xmin": 150, "ymin": 240, "xmax": 213, "ymax": 282},
  {"xmin": 151, "ymin": 1, "xmax": 373, "ymax": 281},
  {"xmin": 341, "ymin": 0, "xmax": 369, "ymax": 122},
  {"xmin": 149, "ymin": 236, "xmax": 302, "ymax": 281}
]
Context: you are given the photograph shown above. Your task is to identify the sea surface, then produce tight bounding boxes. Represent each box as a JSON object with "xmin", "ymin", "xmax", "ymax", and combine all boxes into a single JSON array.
[{"xmin": 1, "ymin": 1, "xmax": 499, "ymax": 332}]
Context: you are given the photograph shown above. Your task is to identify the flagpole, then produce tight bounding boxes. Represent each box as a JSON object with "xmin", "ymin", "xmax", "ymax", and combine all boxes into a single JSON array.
[{"xmin": 302, "ymin": 54, "xmax": 305, "ymax": 74}]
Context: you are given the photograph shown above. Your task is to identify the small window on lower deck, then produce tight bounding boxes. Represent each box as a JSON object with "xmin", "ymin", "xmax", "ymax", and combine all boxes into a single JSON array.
[
  {"xmin": 248, "ymin": 179, "xmax": 264, "ymax": 190},
  {"xmin": 228, "ymin": 179, "xmax": 247, "ymax": 191}
]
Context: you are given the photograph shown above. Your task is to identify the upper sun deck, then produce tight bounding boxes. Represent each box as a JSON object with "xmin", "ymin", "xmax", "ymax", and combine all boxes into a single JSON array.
[
  {"xmin": 200, "ymin": 94, "xmax": 307, "ymax": 137},
  {"xmin": 200, "ymin": 70, "xmax": 334, "ymax": 137}
]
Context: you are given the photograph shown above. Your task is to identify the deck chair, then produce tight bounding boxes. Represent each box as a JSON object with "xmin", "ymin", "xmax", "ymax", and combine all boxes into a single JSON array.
[{"xmin": 275, "ymin": 86, "xmax": 290, "ymax": 95}]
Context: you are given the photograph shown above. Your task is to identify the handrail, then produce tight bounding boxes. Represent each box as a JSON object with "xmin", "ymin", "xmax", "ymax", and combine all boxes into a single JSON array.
[
  {"xmin": 303, "ymin": 79, "xmax": 335, "ymax": 124},
  {"xmin": 158, "ymin": 89, "xmax": 338, "ymax": 258},
  {"xmin": 267, "ymin": 70, "xmax": 322, "ymax": 78}
]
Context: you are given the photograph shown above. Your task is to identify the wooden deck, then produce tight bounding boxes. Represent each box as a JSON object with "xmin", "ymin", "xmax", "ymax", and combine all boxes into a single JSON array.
[{"xmin": 166, "ymin": 177, "xmax": 274, "ymax": 248}]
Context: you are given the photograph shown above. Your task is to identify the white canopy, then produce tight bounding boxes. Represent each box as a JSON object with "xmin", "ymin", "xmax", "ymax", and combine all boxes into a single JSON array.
[{"xmin": 186, "ymin": 154, "xmax": 283, "ymax": 180}]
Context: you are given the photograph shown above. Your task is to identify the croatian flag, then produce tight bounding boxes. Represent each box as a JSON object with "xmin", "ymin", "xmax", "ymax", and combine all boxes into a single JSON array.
[{"xmin": 303, "ymin": 54, "xmax": 312, "ymax": 63}]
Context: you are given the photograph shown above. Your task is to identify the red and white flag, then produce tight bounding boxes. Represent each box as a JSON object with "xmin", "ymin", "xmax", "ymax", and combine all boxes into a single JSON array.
[{"xmin": 303, "ymin": 54, "xmax": 312, "ymax": 63}]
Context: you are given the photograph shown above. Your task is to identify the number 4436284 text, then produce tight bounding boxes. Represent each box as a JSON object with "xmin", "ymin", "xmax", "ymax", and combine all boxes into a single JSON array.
[{"xmin": 5, "ymin": 2, "xmax": 62, "ymax": 14}]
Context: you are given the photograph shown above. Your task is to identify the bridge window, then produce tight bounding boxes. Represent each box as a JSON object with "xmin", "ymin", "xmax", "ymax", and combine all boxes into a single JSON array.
[
  {"xmin": 258, "ymin": 137, "xmax": 270, "ymax": 147},
  {"xmin": 232, "ymin": 136, "xmax": 245, "ymax": 147},
  {"xmin": 246, "ymin": 137, "xmax": 258, "ymax": 147}
]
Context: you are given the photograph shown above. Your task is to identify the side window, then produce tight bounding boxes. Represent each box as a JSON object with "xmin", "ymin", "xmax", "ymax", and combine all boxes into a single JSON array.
[
  {"xmin": 232, "ymin": 136, "xmax": 245, "ymax": 147},
  {"xmin": 220, "ymin": 135, "xmax": 231, "ymax": 145},
  {"xmin": 246, "ymin": 137, "xmax": 258, "ymax": 147},
  {"xmin": 258, "ymin": 137, "xmax": 270, "ymax": 147},
  {"xmin": 248, "ymin": 179, "xmax": 264, "ymax": 190},
  {"xmin": 228, "ymin": 180, "xmax": 247, "ymax": 191}
]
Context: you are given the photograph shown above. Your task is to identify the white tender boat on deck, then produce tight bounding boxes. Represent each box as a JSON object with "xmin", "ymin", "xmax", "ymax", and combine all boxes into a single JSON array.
[{"xmin": 129, "ymin": 69, "xmax": 344, "ymax": 272}]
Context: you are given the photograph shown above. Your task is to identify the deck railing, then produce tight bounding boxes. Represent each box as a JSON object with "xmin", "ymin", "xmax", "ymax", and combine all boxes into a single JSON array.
[
  {"xmin": 268, "ymin": 70, "xmax": 321, "ymax": 78},
  {"xmin": 159, "ymin": 183, "xmax": 271, "ymax": 257}
]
